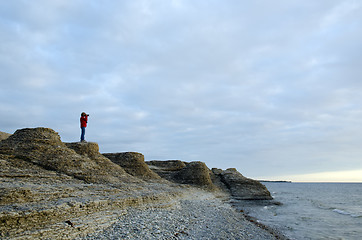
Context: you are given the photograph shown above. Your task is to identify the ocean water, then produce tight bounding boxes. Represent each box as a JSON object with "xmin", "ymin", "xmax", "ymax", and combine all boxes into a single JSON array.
[{"xmin": 235, "ymin": 182, "xmax": 362, "ymax": 240}]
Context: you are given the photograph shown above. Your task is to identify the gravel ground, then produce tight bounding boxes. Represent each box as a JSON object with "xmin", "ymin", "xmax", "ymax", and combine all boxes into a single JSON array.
[{"xmin": 80, "ymin": 190, "xmax": 281, "ymax": 240}]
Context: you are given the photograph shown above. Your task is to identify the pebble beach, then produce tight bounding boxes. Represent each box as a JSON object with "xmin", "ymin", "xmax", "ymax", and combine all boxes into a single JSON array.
[{"xmin": 81, "ymin": 190, "xmax": 284, "ymax": 240}]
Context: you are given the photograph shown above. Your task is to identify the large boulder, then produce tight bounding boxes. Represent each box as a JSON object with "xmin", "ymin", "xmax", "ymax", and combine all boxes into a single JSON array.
[
  {"xmin": 212, "ymin": 168, "xmax": 272, "ymax": 200},
  {"xmin": 102, "ymin": 152, "xmax": 160, "ymax": 180},
  {"xmin": 0, "ymin": 127, "xmax": 139, "ymax": 184}
]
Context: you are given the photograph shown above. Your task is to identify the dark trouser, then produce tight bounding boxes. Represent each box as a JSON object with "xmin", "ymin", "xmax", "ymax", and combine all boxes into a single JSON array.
[{"xmin": 81, "ymin": 127, "xmax": 86, "ymax": 141}]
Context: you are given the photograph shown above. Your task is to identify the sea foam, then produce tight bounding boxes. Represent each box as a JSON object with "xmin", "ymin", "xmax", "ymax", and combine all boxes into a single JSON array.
[{"xmin": 332, "ymin": 208, "xmax": 362, "ymax": 218}]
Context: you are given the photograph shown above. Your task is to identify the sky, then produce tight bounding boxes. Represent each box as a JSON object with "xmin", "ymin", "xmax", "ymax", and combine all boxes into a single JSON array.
[{"xmin": 1, "ymin": 0, "xmax": 362, "ymax": 182}]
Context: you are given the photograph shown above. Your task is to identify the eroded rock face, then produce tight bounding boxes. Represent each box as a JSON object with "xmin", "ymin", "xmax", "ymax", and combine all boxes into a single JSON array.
[
  {"xmin": 65, "ymin": 142, "xmax": 101, "ymax": 159},
  {"xmin": 147, "ymin": 161, "xmax": 271, "ymax": 198},
  {"xmin": 0, "ymin": 150, "xmax": 180, "ymax": 239},
  {"xmin": 147, "ymin": 160, "xmax": 215, "ymax": 189},
  {"xmin": 0, "ymin": 152, "xmax": 84, "ymax": 205},
  {"xmin": 212, "ymin": 168, "xmax": 272, "ymax": 200},
  {"xmin": 147, "ymin": 160, "xmax": 186, "ymax": 171},
  {"xmin": 146, "ymin": 160, "xmax": 186, "ymax": 181},
  {"xmin": 0, "ymin": 128, "xmax": 181, "ymax": 239},
  {"xmin": 0, "ymin": 128, "xmax": 139, "ymax": 184},
  {"xmin": 0, "ymin": 126, "xmax": 274, "ymax": 238},
  {"xmin": 173, "ymin": 162, "xmax": 215, "ymax": 189},
  {"xmin": 102, "ymin": 152, "xmax": 160, "ymax": 180}
]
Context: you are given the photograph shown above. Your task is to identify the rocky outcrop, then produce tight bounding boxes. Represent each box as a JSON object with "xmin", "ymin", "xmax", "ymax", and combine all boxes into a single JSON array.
[
  {"xmin": 0, "ymin": 127, "xmax": 273, "ymax": 239},
  {"xmin": 147, "ymin": 161, "xmax": 271, "ymax": 199},
  {"xmin": 0, "ymin": 131, "xmax": 11, "ymax": 141},
  {"xmin": 102, "ymin": 152, "xmax": 161, "ymax": 180},
  {"xmin": 65, "ymin": 142, "xmax": 102, "ymax": 159},
  {"xmin": 147, "ymin": 160, "xmax": 186, "ymax": 180},
  {"xmin": 0, "ymin": 128, "xmax": 183, "ymax": 239},
  {"xmin": 146, "ymin": 160, "xmax": 215, "ymax": 189},
  {"xmin": 212, "ymin": 168, "xmax": 272, "ymax": 200},
  {"xmin": 0, "ymin": 128, "xmax": 139, "ymax": 184},
  {"xmin": 173, "ymin": 162, "xmax": 215, "ymax": 189}
]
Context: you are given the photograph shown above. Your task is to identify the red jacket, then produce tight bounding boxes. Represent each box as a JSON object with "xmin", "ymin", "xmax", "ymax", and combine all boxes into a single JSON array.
[{"xmin": 80, "ymin": 115, "xmax": 88, "ymax": 128}]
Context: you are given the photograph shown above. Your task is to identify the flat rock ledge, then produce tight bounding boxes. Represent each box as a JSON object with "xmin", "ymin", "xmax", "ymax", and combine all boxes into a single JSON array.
[{"xmin": 0, "ymin": 127, "xmax": 275, "ymax": 239}]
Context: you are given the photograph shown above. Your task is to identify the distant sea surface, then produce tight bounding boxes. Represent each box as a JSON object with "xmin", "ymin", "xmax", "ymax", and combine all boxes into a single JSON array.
[{"xmin": 235, "ymin": 182, "xmax": 362, "ymax": 240}]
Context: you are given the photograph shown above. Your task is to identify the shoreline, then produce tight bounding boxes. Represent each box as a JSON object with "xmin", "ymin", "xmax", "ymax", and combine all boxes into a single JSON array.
[
  {"xmin": 240, "ymin": 212, "xmax": 288, "ymax": 240},
  {"xmin": 80, "ymin": 188, "xmax": 287, "ymax": 240},
  {"xmin": 228, "ymin": 199, "xmax": 289, "ymax": 240},
  {"xmin": 0, "ymin": 128, "xmax": 279, "ymax": 239}
]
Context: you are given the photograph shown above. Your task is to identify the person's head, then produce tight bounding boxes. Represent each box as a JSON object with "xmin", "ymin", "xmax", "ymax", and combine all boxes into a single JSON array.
[{"xmin": 81, "ymin": 112, "xmax": 86, "ymax": 116}]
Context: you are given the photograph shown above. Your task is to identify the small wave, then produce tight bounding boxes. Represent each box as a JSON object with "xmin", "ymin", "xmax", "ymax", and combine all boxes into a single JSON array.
[
  {"xmin": 333, "ymin": 209, "xmax": 362, "ymax": 218},
  {"xmin": 333, "ymin": 209, "xmax": 350, "ymax": 215}
]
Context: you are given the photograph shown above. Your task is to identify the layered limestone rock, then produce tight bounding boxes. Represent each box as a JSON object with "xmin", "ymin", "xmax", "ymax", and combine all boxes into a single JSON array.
[
  {"xmin": 0, "ymin": 126, "xmax": 273, "ymax": 239},
  {"xmin": 147, "ymin": 160, "xmax": 215, "ymax": 190},
  {"xmin": 173, "ymin": 161, "xmax": 215, "ymax": 189},
  {"xmin": 147, "ymin": 160, "xmax": 186, "ymax": 180},
  {"xmin": 0, "ymin": 128, "xmax": 139, "ymax": 184},
  {"xmin": 0, "ymin": 127, "xmax": 183, "ymax": 239},
  {"xmin": 212, "ymin": 168, "xmax": 272, "ymax": 200},
  {"xmin": 65, "ymin": 142, "xmax": 102, "ymax": 159},
  {"xmin": 102, "ymin": 152, "xmax": 161, "ymax": 180},
  {"xmin": 146, "ymin": 160, "xmax": 272, "ymax": 199}
]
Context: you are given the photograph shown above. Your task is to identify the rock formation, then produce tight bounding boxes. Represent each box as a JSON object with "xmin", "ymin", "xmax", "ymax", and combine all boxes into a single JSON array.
[
  {"xmin": 0, "ymin": 127, "xmax": 273, "ymax": 239},
  {"xmin": 0, "ymin": 127, "xmax": 181, "ymax": 239},
  {"xmin": 173, "ymin": 161, "xmax": 214, "ymax": 188},
  {"xmin": 147, "ymin": 160, "xmax": 216, "ymax": 189},
  {"xmin": 102, "ymin": 152, "xmax": 160, "ymax": 180},
  {"xmin": 147, "ymin": 160, "xmax": 214, "ymax": 189},
  {"xmin": 212, "ymin": 168, "xmax": 273, "ymax": 200},
  {"xmin": 147, "ymin": 161, "xmax": 271, "ymax": 199},
  {"xmin": 0, "ymin": 128, "xmax": 139, "ymax": 184},
  {"xmin": 147, "ymin": 160, "xmax": 186, "ymax": 180},
  {"xmin": 65, "ymin": 141, "xmax": 102, "ymax": 159}
]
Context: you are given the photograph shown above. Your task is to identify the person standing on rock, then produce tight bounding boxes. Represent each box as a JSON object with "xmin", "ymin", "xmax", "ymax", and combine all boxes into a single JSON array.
[{"xmin": 80, "ymin": 112, "xmax": 89, "ymax": 142}]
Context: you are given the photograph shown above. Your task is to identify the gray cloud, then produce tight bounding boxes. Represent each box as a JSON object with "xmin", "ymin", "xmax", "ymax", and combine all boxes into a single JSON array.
[{"xmin": 1, "ymin": 0, "xmax": 362, "ymax": 180}]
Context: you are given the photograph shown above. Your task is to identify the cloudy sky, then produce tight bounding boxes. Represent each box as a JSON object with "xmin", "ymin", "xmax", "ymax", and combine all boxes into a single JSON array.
[{"xmin": 1, "ymin": 0, "xmax": 362, "ymax": 182}]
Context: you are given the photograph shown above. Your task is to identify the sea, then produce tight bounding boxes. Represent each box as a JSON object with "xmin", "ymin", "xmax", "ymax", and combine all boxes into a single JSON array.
[{"xmin": 234, "ymin": 182, "xmax": 362, "ymax": 240}]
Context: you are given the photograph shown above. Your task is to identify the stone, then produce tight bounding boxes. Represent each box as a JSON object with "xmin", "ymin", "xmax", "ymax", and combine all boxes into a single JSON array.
[
  {"xmin": 0, "ymin": 127, "xmax": 139, "ymax": 184},
  {"xmin": 0, "ymin": 128, "xmax": 183, "ymax": 239},
  {"xmin": 65, "ymin": 142, "xmax": 101, "ymax": 159},
  {"xmin": 212, "ymin": 168, "xmax": 272, "ymax": 200},
  {"xmin": 147, "ymin": 160, "xmax": 186, "ymax": 171},
  {"xmin": 147, "ymin": 161, "xmax": 215, "ymax": 190},
  {"xmin": 146, "ymin": 160, "xmax": 186, "ymax": 181},
  {"xmin": 0, "ymin": 126, "xmax": 274, "ymax": 239},
  {"xmin": 102, "ymin": 152, "xmax": 160, "ymax": 180},
  {"xmin": 173, "ymin": 162, "xmax": 215, "ymax": 189}
]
